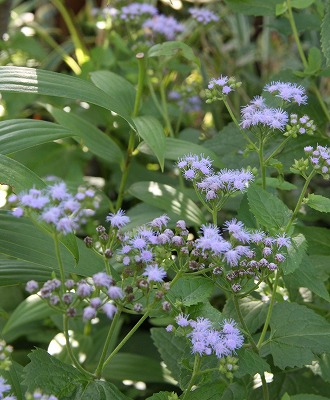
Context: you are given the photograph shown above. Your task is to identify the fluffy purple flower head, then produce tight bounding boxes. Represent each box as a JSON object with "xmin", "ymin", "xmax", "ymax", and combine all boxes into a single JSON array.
[
  {"xmin": 106, "ymin": 209, "xmax": 130, "ymax": 228},
  {"xmin": 120, "ymin": 3, "xmax": 157, "ymax": 21},
  {"xmin": 107, "ymin": 286, "xmax": 124, "ymax": 300},
  {"xmin": 143, "ymin": 15, "xmax": 184, "ymax": 40},
  {"xmin": 103, "ymin": 303, "xmax": 117, "ymax": 319},
  {"xmin": 25, "ymin": 280, "xmax": 39, "ymax": 293},
  {"xmin": 83, "ymin": 306, "xmax": 97, "ymax": 321},
  {"xmin": 264, "ymin": 81, "xmax": 307, "ymax": 105},
  {"xmin": 150, "ymin": 214, "xmax": 169, "ymax": 229},
  {"xmin": 189, "ymin": 7, "xmax": 219, "ymax": 25},
  {"xmin": 93, "ymin": 272, "xmax": 113, "ymax": 288},
  {"xmin": 143, "ymin": 264, "xmax": 166, "ymax": 282},
  {"xmin": 175, "ymin": 313, "xmax": 190, "ymax": 327}
]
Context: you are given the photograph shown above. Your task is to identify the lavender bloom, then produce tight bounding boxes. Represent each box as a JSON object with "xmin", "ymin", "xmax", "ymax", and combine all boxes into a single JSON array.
[
  {"xmin": 143, "ymin": 15, "xmax": 184, "ymax": 40},
  {"xmin": 120, "ymin": 3, "xmax": 157, "ymax": 22},
  {"xmin": 0, "ymin": 377, "xmax": 12, "ymax": 397},
  {"xmin": 76, "ymin": 282, "xmax": 93, "ymax": 297},
  {"xmin": 83, "ymin": 306, "xmax": 97, "ymax": 320},
  {"xmin": 304, "ymin": 145, "xmax": 330, "ymax": 178},
  {"xmin": 12, "ymin": 207, "xmax": 24, "ymax": 218},
  {"xmin": 93, "ymin": 272, "xmax": 113, "ymax": 288},
  {"xmin": 264, "ymin": 81, "xmax": 307, "ymax": 105},
  {"xmin": 150, "ymin": 214, "xmax": 170, "ymax": 229},
  {"xmin": 143, "ymin": 264, "xmax": 166, "ymax": 282},
  {"xmin": 106, "ymin": 209, "xmax": 130, "ymax": 228},
  {"xmin": 103, "ymin": 303, "xmax": 117, "ymax": 319},
  {"xmin": 189, "ymin": 7, "xmax": 219, "ymax": 25},
  {"xmin": 107, "ymin": 286, "xmax": 124, "ymax": 300}
]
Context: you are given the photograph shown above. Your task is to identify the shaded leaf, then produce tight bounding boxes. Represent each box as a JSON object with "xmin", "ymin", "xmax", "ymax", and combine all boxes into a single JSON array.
[
  {"xmin": 167, "ymin": 277, "xmax": 214, "ymax": 307},
  {"xmin": 305, "ymin": 194, "xmax": 330, "ymax": 213},
  {"xmin": 282, "ymin": 234, "xmax": 307, "ymax": 275},
  {"xmin": 186, "ymin": 383, "xmax": 227, "ymax": 399},
  {"xmin": 321, "ymin": 2, "xmax": 330, "ymax": 66},
  {"xmin": 296, "ymin": 226, "xmax": 330, "ymax": 255},
  {"xmin": 235, "ymin": 348, "xmax": 271, "ymax": 378},
  {"xmin": 148, "ymin": 42, "xmax": 199, "ymax": 65},
  {"xmin": 224, "ymin": 0, "xmax": 283, "ymax": 16}
]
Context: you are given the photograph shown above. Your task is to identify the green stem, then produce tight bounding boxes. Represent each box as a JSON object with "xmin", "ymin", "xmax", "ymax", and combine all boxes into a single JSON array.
[
  {"xmin": 212, "ymin": 207, "xmax": 218, "ymax": 225},
  {"xmin": 261, "ymin": 374, "xmax": 270, "ymax": 400},
  {"xmin": 94, "ymin": 307, "xmax": 122, "ymax": 377},
  {"xmin": 103, "ymin": 310, "xmax": 150, "ymax": 368},
  {"xmin": 115, "ymin": 53, "xmax": 146, "ymax": 211},
  {"xmin": 286, "ymin": 170, "xmax": 315, "ymax": 233},
  {"xmin": 259, "ymin": 137, "xmax": 266, "ymax": 190},
  {"xmin": 63, "ymin": 315, "xmax": 95, "ymax": 378},
  {"xmin": 54, "ymin": 234, "xmax": 65, "ymax": 287},
  {"xmin": 264, "ymin": 136, "xmax": 292, "ymax": 164},
  {"xmin": 159, "ymin": 77, "xmax": 174, "ymax": 137},
  {"xmin": 257, "ymin": 271, "xmax": 280, "ymax": 349},
  {"xmin": 181, "ymin": 355, "xmax": 202, "ymax": 400}
]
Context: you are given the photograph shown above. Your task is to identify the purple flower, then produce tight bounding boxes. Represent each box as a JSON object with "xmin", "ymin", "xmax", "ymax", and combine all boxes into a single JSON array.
[
  {"xmin": 49, "ymin": 182, "xmax": 68, "ymax": 201},
  {"xmin": 175, "ymin": 313, "xmax": 190, "ymax": 327},
  {"xmin": 189, "ymin": 7, "xmax": 219, "ymax": 25},
  {"xmin": 106, "ymin": 209, "xmax": 130, "ymax": 228},
  {"xmin": 143, "ymin": 15, "xmax": 184, "ymax": 40},
  {"xmin": 83, "ymin": 306, "xmax": 97, "ymax": 321},
  {"xmin": 76, "ymin": 282, "xmax": 93, "ymax": 297},
  {"xmin": 103, "ymin": 303, "xmax": 117, "ymax": 319},
  {"xmin": 120, "ymin": 3, "xmax": 157, "ymax": 21},
  {"xmin": 107, "ymin": 286, "xmax": 124, "ymax": 300},
  {"xmin": 25, "ymin": 280, "xmax": 39, "ymax": 293},
  {"xmin": 143, "ymin": 264, "xmax": 166, "ymax": 282},
  {"xmin": 150, "ymin": 214, "xmax": 169, "ymax": 229},
  {"xmin": 12, "ymin": 207, "xmax": 24, "ymax": 218},
  {"xmin": 264, "ymin": 81, "xmax": 307, "ymax": 105},
  {"xmin": 276, "ymin": 234, "xmax": 291, "ymax": 249}
]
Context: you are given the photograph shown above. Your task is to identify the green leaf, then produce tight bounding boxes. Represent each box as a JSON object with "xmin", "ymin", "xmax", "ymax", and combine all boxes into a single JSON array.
[
  {"xmin": 0, "ymin": 119, "xmax": 72, "ymax": 155},
  {"xmin": 186, "ymin": 383, "xmax": 227, "ymax": 399},
  {"xmin": 305, "ymin": 47, "xmax": 322, "ymax": 75},
  {"xmin": 247, "ymin": 184, "xmax": 292, "ymax": 231},
  {"xmin": 319, "ymin": 353, "xmax": 330, "ymax": 383},
  {"xmin": 164, "ymin": 138, "xmax": 223, "ymax": 169},
  {"xmin": 261, "ymin": 302, "xmax": 330, "ymax": 369},
  {"xmin": 282, "ymin": 234, "xmax": 307, "ymax": 275},
  {"xmin": 148, "ymin": 42, "xmax": 200, "ymax": 65},
  {"xmin": 128, "ymin": 181, "xmax": 206, "ymax": 226},
  {"xmin": 0, "ymin": 66, "xmax": 135, "ymax": 128},
  {"xmin": 146, "ymin": 392, "xmax": 179, "ymax": 400},
  {"xmin": 290, "ymin": 395, "xmax": 330, "ymax": 400},
  {"xmin": 189, "ymin": 302, "xmax": 223, "ymax": 323},
  {"xmin": 321, "ymin": 2, "xmax": 330, "ymax": 66},
  {"xmin": 133, "ymin": 116, "xmax": 166, "ymax": 171},
  {"xmin": 48, "ymin": 106, "xmax": 124, "ymax": 166},
  {"xmin": 167, "ymin": 277, "xmax": 214, "ymax": 307},
  {"xmin": 2, "ymin": 295, "xmax": 57, "ymax": 338},
  {"xmin": 0, "ymin": 362, "xmax": 25, "ymax": 400},
  {"xmin": 296, "ymin": 226, "xmax": 330, "ymax": 255},
  {"xmin": 220, "ymin": 383, "xmax": 247, "ymax": 400},
  {"xmin": 69, "ymin": 380, "xmax": 131, "ymax": 400},
  {"xmin": 290, "ymin": 0, "xmax": 316, "ymax": 8},
  {"xmin": 284, "ymin": 256, "xmax": 330, "ymax": 301},
  {"xmin": 235, "ymin": 348, "xmax": 271, "ymax": 378},
  {"xmin": 0, "ymin": 153, "xmax": 45, "ymax": 192},
  {"xmin": 224, "ymin": 0, "xmax": 283, "ymax": 16},
  {"xmin": 305, "ymin": 193, "xmax": 330, "ymax": 213},
  {"xmin": 151, "ymin": 328, "xmax": 187, "ymax": 383},
  {"xmin": 256, "ymin": 177, "xmax": 297, "ymax": 190},
  {"xmin": 90, "ymin": 70, "xmax": 136, "ymax": 116}
]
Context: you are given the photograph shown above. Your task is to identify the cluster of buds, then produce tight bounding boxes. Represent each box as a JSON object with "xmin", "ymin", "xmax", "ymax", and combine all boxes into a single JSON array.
[
  {"xmin": 0, "ymin": 339, "xmax": 13, "ymax": 370},
  {"xmin": 219, "ymin": 356, "xmax": 239, "ymax": 380},
  {"xmin": 205, "ymin": 75, "xmax": 241, "ymax": 102},
  {"xmin": 284, "ymin": 114, "xmax": 316, "ymax": 138},
  {"xmin": 304, "ymin": 145, "xmax": 330, "ymax": 179}
]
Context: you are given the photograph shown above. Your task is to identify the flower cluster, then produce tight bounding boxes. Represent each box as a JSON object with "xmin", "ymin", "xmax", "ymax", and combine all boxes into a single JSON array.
[
  {"xmin": 143, "ymin": 15, "xmax": 184, "ymax": 41},
  {"xmin": 119, "ymin": 3, "xmax": 158, "ymax": 22},
  {"xmin": 240, "ymin": 96, "xmax": 289, "ymax": 131},
  {"xmin": 169, "ymin": 315, "xmax": 244, "ymax": 359},
  {"xmin": 8, "ymin": 181, "xmax": 99, "ymax": 235},
  {"xmin": 0, "ymin": 376, "xmax": 15, "ymax": 400},
  {"xmin": 0, "ymin": 340, "xmax": 13, "ymax": 371},
  {"xmin": 188, "ymin": 7, "xmax": 219, "ymax": 25},
  {"xmin": 304, "ymin": 145, "xmax": 330, "ymax": 179},
  {"xmin": 284, "ymin": 113, "xmax": 316, "ymax": 138},
  {"xmin": 206, "ymin": 75, "xmax": 241, "ymax": 102},
  {"xmin": 264, "ymin": 81, "xmax": 307, "ymax": 105},
  {"xmin": 177, "ymin": 154, "xmax": 254, "ymax": 201},
  {"xmin": 26, "ymin": 390, "xmax": 58, "ymax": 400}
]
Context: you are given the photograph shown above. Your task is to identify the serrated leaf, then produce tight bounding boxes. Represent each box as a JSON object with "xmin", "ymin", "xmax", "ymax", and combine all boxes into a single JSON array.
[
  {"xmin": 305, "ymin": 47, "xmax": 322, "ymax": 75},
  {"xmin": 0, "ymin": 66, "xmax": 135, "ymax": 128},
  {"xmin": 0, "ymin": 119, "xmax": 72, "ymax": 155},
  {"xmin": 321, "ymin": 2, "xmax": 330, "ymax": 66},
  {"xmin": 220, "ymin": 383, "xmax": 247, "ymax": 400},
  {"xmin": 261, "ymin": 303, "xmax": 330, "ymax": 369},
  {"xmin": 167, "ymin": 277, "xmax": 214, "ymax": 306},
  {"xmin": 305, "ymin": 193, "xmax": 330, "ymax": 213},
  {"xmin": 282, "ymin": 234, "xmax": 307, "ymax": 275},
  {"xmin": 189, "ymin": 302, "xmax": 223, "ymax": 323},
  {"xmin": 133, "ymin": 116, "xmax": 166, "ymax": 171},
  {"xmin": 256, "ymin": 177, "xmax": 297, "ymax": 190},
  {"xmin": 185, "ymin": 383, "xmax": 227, "ymax": 399},
  {"xmin": 284, "ymin": 256, "xmax": 330, "ymax": 301},
  {"xmin": 291, "ymin": 0, "xmax": 316, "ymax": 8},
  {"xmin": 151, "ymin": 328, "xmax": 187, "ymax": 383},
  {"xmin": 48, "ymin": 107, "xmax": 124, "ymax": 166},
  {"xmin": 164, "ymin": 138, "xmax": 223, "ymax": 169},
  {"xmin": 235, "ymin": 348, "xmax": 271, "ymax": 378},
  {"xmin": 128, "ymin": 181, "xmax": 206, "ymax": 226},
  {"xmin": 146, "ymin": 392, "xmax": 179, "ymax": 400},
  {"xmin": 148, "ymin": 42, "xmax": 199, "ymax": 65},
  {"xmin": 68, "ymin": 380, "xmax": 131, "ymax": 400},
  {"xmin": 90, "ymin": 70, "xmax": 136, "ymax": 116},
  {"xmin": 247, "ymin": 184, "xmax": 292, "ymax": 231},
  {"xmin": 296, "ymin": 226, "xmax": 330, "ymax": 255}
]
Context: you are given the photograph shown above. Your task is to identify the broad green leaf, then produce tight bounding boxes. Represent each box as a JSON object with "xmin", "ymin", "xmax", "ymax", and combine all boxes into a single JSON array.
[
  {"xmin": 223, "ymin": 296, "xmax": 268, "ymax": 334},
  {"xmin": 305, "ymin": 47, "xmax": 322, "ymax": 75},
  {"xmin": 321, "ymin": 2, "xmax": 330, "ymax": 66},
  {"xmin": 224, "ymin": 0, "xmax": 283, "ymax": 16},
  {"xmin": 23, "ymin": 348, "xmax": 85, "ymax": 397},
  {"xmin": 220, "ymin": 383, "xmax": 247, "ymax": 399},
  {"xmin": 133, "ymin": 116, "xmax": 166, "ymax": 171},
  {"xmin": 128, "ymin": 181, "xmax": 206, "ymax": 226},
  {"xmin": 291, "ymin": 0, "xmax": 316, "ymax": 8},
  {"xmin": 0, "ymin": 362, "xmax": 25, "ymax": 400},
  {"xmin": 319, "ymin": 353, "xmax": 330, "ymax": 383},
  {"xmin": 261, "ymin": 302, "xmax": 330, "ymax": 369},
  {"xmin": 101, "ymin": 353, "xmax": 165, "ymax": 383},
  {"xmin": 69, "ymin": 380, "xmax": 131, "ymax": 400},
  {"xmin": 164, "ymin": 138, "xmax": 223, "ymax": 169},
  {"xmin": 247, "ymin": 184, "xmax": 292, "ymax": 231},
  {"xmin": 290, "ymin": 396, "xmax": 330, "ymax": 400},
  {"xmin": 0, "ymin": 66, "xmax": 135, "ymax": 128},
  {"xmin": 284, "ymin": 256, "xmax": 330, "ymax": 301},
  {"xmin": 148, "ymin": 42, "xmax": 200, "ymax": 65},
  {"xmin": 282, "ymin": 234, "xmax": 307, "ymax": 275},
  {"xmin": 185, "ymin": 383, "xmax": 227, "ymax": 399},
  {"xmin": 151, "ymin": 328, "xmax": 187, "ymax": 383},
  {"xmin": 235, "ymin": 349, "xmax": 271, "ymax": 378},
  {"xmin": 189, "ymin": 302, "xmax": 223, "ymax": 323},
  {"xmin": 90, "ymin": 70, "xmax": 136, "ymax": 116},
  {"xmin": 167, "ymin": 277, "xmax": 214, "ymax": 307},
  {"xmin": 305, "ymin": 193, "xmax": 330, "ymax": 213},
  {"xmin": 296, "ymin": 226, "xmax": 330, "ymax": 255},
  {"xmin": 0, "ymin": 154, "xmax": 45, "ymax": 192},
  {"xmin": 48, "ymin": 106, "xmax": 124, "ymax": 166},
  {"xmin": 0, "ymin": 211, "xmax": 104, "ymax": 284},
  {"xmin": 257, "ymin": 177, "xmax": 297, "ymax": 190},
  {"xmin": 0, "ymin": 119, "xmax": 72, "ymax": 155},
  {"xmin": 2, "ymin": 295, "xmax": 57, "ymax": 337}
]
